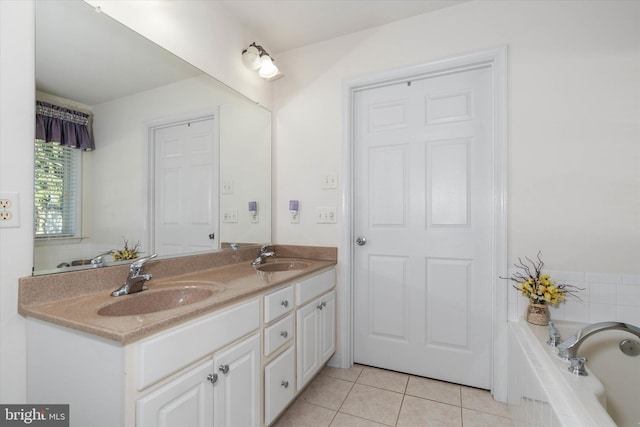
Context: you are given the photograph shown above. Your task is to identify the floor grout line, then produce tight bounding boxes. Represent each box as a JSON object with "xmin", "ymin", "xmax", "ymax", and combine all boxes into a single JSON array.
[{"xmin": 276, "ymin": 365, "xmax": 512, "ymax": 427}]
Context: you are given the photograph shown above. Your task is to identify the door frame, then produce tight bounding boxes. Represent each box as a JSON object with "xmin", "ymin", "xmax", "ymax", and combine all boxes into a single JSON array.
[
  {"xmin": 337, "ymin": 46, "xmax": 508, "ymax": 400},
  {"xmin": 142, "ymin": 108, "xmax": 219, "ymax": 255}
]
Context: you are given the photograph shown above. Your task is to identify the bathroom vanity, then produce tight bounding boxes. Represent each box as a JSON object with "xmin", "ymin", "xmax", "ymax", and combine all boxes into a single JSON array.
[{"xmin": 19, "ymin": 246, "xmax": 337, "ymax": 427}]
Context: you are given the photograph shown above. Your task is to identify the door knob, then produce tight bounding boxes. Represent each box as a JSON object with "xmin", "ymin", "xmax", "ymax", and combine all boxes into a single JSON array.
[
  {"xmin": 355, "ymin": 236, "xmax": 367, "ymax": 246},
  {"xmin": 218, "ymin": 364, "xmax": 230, "ymax": 374},
  {"xmin": 207, "ymin": 373, "xmax": 218, "ymax": 384},
  {"xmin": 208, "ymin": 233, "xmax": 215, "ymax": 240}
]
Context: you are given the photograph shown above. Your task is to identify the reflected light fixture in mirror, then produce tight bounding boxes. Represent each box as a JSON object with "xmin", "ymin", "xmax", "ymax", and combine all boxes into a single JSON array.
[{"xmin": 242, "ymin": 42, "xmax": 280, "ymax": 79}]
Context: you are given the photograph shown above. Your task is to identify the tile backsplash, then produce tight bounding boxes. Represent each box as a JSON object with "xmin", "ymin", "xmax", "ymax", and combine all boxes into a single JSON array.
[{"xmin": 508, "ymin": 270, "xmax": 640, "ymax": 326}]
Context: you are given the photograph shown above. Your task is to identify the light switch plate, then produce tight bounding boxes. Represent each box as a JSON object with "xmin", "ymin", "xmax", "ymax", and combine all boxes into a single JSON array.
[
  {"xmin": 222, "ymin": 209, "xmax": 238, "ymax": 223},
  {"xmin": 316, "ymin": 207, "xmax": 337, "ymax": 223},
  {"xmin": 321, "ymin": 172, "xmax": 338, "ymax": 189}
]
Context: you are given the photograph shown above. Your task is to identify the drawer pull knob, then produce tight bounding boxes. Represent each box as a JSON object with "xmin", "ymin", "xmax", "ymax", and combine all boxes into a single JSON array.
[
  {"xmin": 219, "ymin": 364, "xmax": 230, "ymax": 374},
  {"xmin": 280, "ymin": 330, "xmax": 288, "ymax": 338},
  {"xmin": 281, "ymin": 300, "xmax": 289, "ymax": 308},
  {"xmin": 281, "ymin": 380, "xmax": 289, "ymax": 388},
  {"xmin": 207, "ymin": 373, "xmax": 218, "ymax": 384}
]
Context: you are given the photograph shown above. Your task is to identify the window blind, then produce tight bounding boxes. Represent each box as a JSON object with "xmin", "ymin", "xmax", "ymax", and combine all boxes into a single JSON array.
[{"xmin": 34, "ymin": 140, "xmax": 80, "ymax": 238}]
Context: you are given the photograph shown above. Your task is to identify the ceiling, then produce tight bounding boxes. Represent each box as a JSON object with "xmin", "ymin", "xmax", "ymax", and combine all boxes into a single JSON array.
[{"xmin": 218, "ymin": 0, "xmax": 467, "ymax": 54}]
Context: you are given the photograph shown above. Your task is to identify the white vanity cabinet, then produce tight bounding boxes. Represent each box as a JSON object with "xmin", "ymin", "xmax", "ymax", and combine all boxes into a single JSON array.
[
  {"xmin": 136, "ymin": 333, "xmax": 260, "ymax": 427},
  {"xmin": 212, "ymin": 333, "xmax": 260, "ymax": 427},
  {"xmin": 137, "ymin": 360, "xmax": 214, "ymax": 427},
  {"xmin": 27, "ymin": 298, "xmax": 260, "ymax": 427},
  {"xmin": 293, "ymin": 268, "xmax": 337, "ymax": 390},
  {"xmin": 264, "ymin": 347, "xmax": 295, "ymax": 426},
  {"xmin": 296, "ymin": 289, "xmax": 336, "ymax": 389},
  {"xmin": 25, "ymin": 266, "xmax": 337, "ymax": 427}
]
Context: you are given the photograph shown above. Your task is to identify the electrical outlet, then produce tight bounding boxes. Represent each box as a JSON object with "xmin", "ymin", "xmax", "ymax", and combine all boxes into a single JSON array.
[
  {"xmin": 0, "ymin": 192, "xmax": 20, "ymax": 228},
  {"xmin": 316, "ymin": 207, "xmax": 337, "ymax": 223}
]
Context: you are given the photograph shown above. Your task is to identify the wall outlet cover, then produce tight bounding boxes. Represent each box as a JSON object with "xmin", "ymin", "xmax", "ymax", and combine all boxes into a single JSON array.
[{"xmin": 0, "ymin": 192, "xmax": 20, "ymax": 228}]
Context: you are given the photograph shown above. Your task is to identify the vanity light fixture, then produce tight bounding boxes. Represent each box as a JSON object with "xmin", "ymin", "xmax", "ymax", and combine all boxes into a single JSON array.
[{"xmin": 242, "ymin": 42, "xmax": 280, "ymax": 79}]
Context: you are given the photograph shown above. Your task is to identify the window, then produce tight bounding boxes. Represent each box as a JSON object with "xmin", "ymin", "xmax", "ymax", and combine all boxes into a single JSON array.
[{"xmin": 34, "ymin": 140, "xmax": 81, "ymax": 238}]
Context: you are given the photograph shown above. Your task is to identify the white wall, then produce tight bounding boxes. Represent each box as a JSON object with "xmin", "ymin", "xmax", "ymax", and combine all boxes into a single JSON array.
[
  {"xmin": 272, "ymin": 0, "xmax": 640, "ymax": 274},
  {"xmin": 0, "ymin": 0, "xmax": 34, "ymax": 403}
]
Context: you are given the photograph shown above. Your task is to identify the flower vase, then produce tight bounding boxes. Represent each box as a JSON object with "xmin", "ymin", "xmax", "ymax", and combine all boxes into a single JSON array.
[{"xmin": 526, "ymin": 302, "xmax": 549, "ymax": 326}]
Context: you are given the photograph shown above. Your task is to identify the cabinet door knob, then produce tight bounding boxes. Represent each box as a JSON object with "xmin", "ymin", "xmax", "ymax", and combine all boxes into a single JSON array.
[
  {"xmin": 281, "ymin": 300, "xmax": 289, "ymax": 308},
  {"xmin": 281, "ymin": 380, "xmax": 289, "ymax": 388},
  {"xmin": 207, "ymin": 373, "xmax": 218, "ymax": 384},
  {"xmin": 219, "ymin": 364, "xmax": 230, "ymax": 374},
  {"xmin": 280, "ymin": 330, "xmax": 288, "ymax": 338},
  {"xmin": 317, "ymin": 301, "xmax": 327, "ymax": 310}
]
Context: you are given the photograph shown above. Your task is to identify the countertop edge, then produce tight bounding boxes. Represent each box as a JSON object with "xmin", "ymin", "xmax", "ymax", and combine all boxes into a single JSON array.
[{"xmin": 21, "ymin": 260, "xmax": 336, "ymax": 345}]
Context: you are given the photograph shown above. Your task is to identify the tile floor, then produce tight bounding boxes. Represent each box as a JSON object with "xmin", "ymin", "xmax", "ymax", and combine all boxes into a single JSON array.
[{"xmin": 273, "ymin": 364, "xmax": 513, "ymax": 427}]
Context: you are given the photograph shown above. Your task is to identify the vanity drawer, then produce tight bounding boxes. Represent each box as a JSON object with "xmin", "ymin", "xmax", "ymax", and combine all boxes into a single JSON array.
[
  {"xmin": 264, "ymin": 347, "xmax": 295, "ymax": 426},
  {"xmin": 264, "ymin": 285, "xmax": 294, "ymax": 323},
  {"xmin": 137, "ymin": 298, "xmax": 259, "ymax": 390},
  {"xmin": 264, "ymin": 314, "xmax": 294, "ymax": 357},
  {"xmin": 295, "ymin": 269, "xmax": 335, "ymax": 306}
]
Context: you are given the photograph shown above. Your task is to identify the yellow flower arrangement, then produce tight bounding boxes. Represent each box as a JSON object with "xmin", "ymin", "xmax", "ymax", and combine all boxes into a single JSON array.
[
  {"xmin": 505, "ymin": 252, "xmax": 581, "ymax": 306},
  {"xmin": 113, "ymin": 237, "xmax": 141, "ymax": 261}
]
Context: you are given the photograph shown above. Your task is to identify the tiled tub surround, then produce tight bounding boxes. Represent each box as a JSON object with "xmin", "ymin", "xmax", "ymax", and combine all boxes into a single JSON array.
[
  {"xmin": 507, "ymin": 319, "xmax": 640, "ymax": 427},
  {"xmin": 508, "ymin": 271, "xmax": 640, "ymax": 326},
  {"xmin": 19, "ymin": 245, "xmax": 337, "ymax": 343}
]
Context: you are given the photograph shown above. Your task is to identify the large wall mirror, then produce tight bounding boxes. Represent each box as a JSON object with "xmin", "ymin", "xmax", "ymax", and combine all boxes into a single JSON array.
[{"xmin": 34, "ymin": 0, "xmax": 271, "ymax": 274}]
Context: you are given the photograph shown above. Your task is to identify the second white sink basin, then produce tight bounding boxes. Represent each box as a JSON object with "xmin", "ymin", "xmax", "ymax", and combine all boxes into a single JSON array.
[{"xmin": 256, "ymin": 261, "xmax": 310, "ymax": 272}]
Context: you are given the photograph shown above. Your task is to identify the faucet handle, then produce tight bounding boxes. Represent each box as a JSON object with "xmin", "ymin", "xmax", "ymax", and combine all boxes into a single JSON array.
[
  {"xmin": 91, "ymin": 250, "xmax": 116, "ymax": 268},
  {"xmin": 130, "ymin": 253, "xmax": 158, "ymax": 271},
  {"xmin": 259, "ymin": 243, "xmax": 272, "ymax": 253},
  {"xmin": 568, "ymin": 357, "xmax": 588, "ymax": 376}
]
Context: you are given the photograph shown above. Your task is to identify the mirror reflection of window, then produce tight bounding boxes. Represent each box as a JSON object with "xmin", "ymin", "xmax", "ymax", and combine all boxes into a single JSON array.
[
  {"xmin": 34, "ymin": 141, "xmax": 81, "ymax": 238},
  {"xmin": 34, "ymin": 100, "xmax": 92, "ymax": 240}
]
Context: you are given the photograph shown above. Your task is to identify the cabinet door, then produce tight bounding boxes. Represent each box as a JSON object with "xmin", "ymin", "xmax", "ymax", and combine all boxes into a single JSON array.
[
  {"xmin": 319, "ymin": 290, "xmax": 336, "ymax": 364},
  {"xmin": 264, "ymin": 347, "xmax": 295, "ymax": 425},
  {"xmin": 213, "ymin": 333, "xmax": 260, "ymax": 427},
  {"xmin": 296, "ymin": 299, "xmax": 320, "ymax": 390},
  {"xmin": 137, "ymin": 360, "xmax": 214, "ymax": 427}
]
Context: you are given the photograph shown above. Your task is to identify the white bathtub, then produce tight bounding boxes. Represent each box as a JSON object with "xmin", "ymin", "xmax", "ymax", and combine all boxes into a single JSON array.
[{"xmin": 508, "ymin": 319, "xmax": 640, "ymax": 427}]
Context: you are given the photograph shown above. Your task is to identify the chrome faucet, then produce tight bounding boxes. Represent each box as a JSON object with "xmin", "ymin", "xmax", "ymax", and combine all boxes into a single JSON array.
[
  {"xmin": 251, "ymin": 244, "xmax": 275, "ymax": 266},
  {"xmin": 90, "ymin": 250, "xmax": 116, "ymax": 268},
  {"xmin": 111, "ymin": 253, "xmax": 158, "ymax": 297},
  {"xmin": 557, "ymin": 321, "xmax": 640, "ymax": 360}
]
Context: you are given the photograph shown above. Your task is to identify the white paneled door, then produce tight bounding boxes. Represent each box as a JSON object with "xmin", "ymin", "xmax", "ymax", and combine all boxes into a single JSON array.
[
  {"xmin": 353, "ymin": 66, "xmax": 493, "ymax": 389},
  {"xmin": 154, "ymin": 117, "xmax": 218, "ymax": 256}
]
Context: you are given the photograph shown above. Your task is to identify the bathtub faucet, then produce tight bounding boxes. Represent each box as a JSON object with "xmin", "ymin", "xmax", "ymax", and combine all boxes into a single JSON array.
[{"xmin": 557, "ymin": 321, "xmax": 640, "ymax": 360}]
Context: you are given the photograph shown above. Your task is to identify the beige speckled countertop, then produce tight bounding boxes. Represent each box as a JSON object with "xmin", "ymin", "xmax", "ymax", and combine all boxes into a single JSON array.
[{"xmin": 19, "ymin": 245, "xmax": 336, "ymax": 344}]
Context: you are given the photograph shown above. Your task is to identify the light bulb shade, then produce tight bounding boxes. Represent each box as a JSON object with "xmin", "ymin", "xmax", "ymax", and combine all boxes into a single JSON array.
[
  {"xmin": 258, "ymin": 55, "xmax": 279, "ymax": 79},
  {"xmin": 242, "ymin": 45, "xmax": 261, "ymax": 70}
]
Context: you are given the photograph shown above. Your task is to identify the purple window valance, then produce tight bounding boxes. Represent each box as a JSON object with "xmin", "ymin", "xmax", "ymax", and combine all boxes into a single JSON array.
[{"xmin": 35, "ymin": 101, "xmax": 94, "ymax": 150}]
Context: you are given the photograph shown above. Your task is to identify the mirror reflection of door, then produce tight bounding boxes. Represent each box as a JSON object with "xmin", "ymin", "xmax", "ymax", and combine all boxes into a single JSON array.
[{"xmin": 153, "ymin": 116, "xmax": 218, "ymax": 256}]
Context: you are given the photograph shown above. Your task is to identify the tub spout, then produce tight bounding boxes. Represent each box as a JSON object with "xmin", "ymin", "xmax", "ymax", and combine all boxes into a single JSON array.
[{"xmin": 557, "ymin": 321, "xmax": 640, "ymax": 360}]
